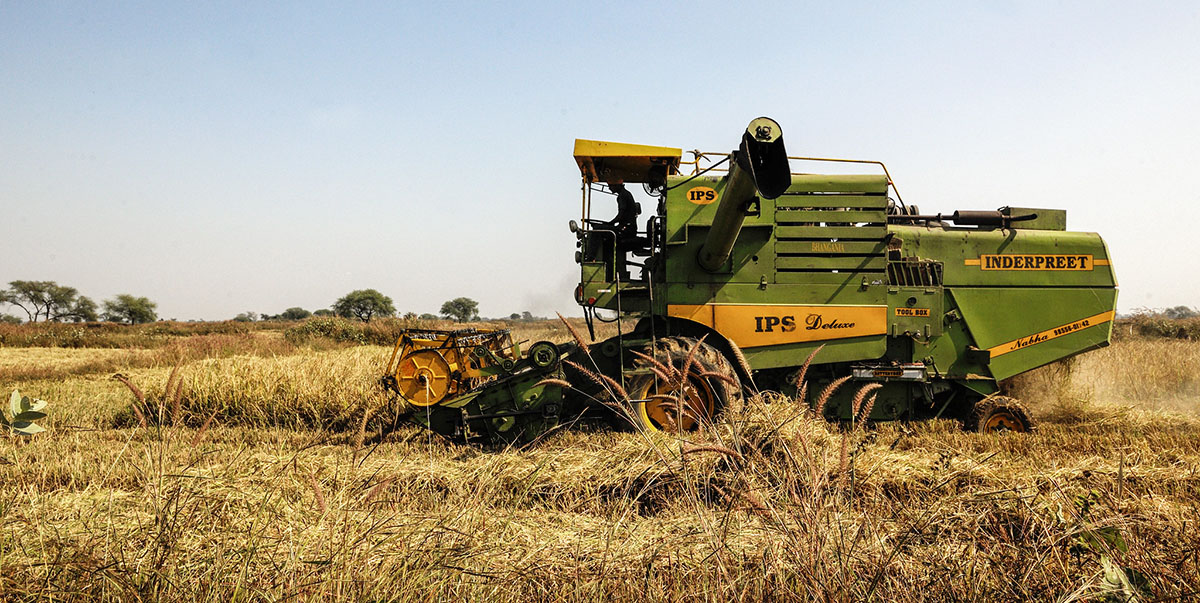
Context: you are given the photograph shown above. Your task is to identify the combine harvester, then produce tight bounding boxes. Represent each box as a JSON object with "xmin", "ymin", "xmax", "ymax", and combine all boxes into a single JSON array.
[{"xmin": 381, "ymin": 118, "xmax": 1118, "ymax": 443}]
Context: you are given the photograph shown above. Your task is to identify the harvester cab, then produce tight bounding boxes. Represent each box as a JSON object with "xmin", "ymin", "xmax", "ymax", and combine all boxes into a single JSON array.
[
  {"xmin": 570, "ymin": 138, "xmax": 681, "ymax": 286},
  {"xmin": 384, "ymin": 117, "xmax": 1118, "ymax": 444}
]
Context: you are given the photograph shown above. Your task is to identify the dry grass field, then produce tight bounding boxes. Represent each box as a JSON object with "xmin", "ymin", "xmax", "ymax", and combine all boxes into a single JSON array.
[{"xmin": 1, "ymin": 319, "xmax": 1198, "ymax": 601}]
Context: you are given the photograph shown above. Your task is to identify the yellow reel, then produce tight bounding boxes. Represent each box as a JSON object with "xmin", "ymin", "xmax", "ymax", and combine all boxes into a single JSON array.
[{"xmin": 394, "ymin": 349, "xmax": 455, "ymax": 407}]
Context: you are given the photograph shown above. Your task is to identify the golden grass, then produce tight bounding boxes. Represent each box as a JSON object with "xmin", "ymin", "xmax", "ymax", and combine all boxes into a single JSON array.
[
  {"xmin": 1008, "ymin": 338, "xmax": 1200, "ymax": 417},
  {"xmin": 0, "ymin": 347, "xmax": 155, "ymax": 381},
  {"xmin": 1, "ymin": 333, "xmax": 1198, "ymax": 600}
]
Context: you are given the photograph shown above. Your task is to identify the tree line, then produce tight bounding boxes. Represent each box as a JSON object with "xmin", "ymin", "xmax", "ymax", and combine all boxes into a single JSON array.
[
  {"xmin": 0, "ymin": 282, "xmax": 536, "ymax": 325},
  {"xmin": 0, "ymin": 281, "xmax": 156, "ymax": 324}
]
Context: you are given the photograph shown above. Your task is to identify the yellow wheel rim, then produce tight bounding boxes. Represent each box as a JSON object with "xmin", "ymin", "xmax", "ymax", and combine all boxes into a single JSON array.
[
  {"xmin": 635, "ymin": 375, "xmax": 717, "ymax": 432},
  {"xmin": 395, "ymin": 350, "xmax": 453, "ymax": 407},
  {"xmin": 983, "ymin": 410, "xmax": 1025, "ymax": 432}
]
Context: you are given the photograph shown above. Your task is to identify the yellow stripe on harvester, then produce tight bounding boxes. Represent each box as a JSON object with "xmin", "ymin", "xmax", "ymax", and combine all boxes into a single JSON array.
[
  {"xmin": 667, "ymin": 304, "xmax": 886, "ymax": 349},
  {"xmin": 987, "ymin": 311, "xmax": 1115, "ymax": 358}
]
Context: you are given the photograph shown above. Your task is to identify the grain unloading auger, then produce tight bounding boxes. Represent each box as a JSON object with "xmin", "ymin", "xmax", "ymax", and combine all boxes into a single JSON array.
[{"xmin": 383, "ymin": 117, "xmax": 1118, "ymax": 444}]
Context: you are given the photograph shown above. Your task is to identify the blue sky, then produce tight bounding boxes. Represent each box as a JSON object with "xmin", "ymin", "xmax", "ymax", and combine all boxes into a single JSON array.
[{"xmin": 2, "ymin": 2, "xmax": 1198, "ymax": 319}]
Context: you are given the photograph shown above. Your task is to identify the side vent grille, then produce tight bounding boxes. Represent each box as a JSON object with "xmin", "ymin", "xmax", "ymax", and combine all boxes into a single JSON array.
[{"xmin": 887, "ymin": 259, "xmax": 943, "ymax": 287}]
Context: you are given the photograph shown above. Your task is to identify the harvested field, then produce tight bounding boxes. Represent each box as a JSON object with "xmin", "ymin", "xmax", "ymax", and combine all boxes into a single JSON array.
[{"xmin": 1, "ymin": 320, "xmax": 1198, "ymax": 601}]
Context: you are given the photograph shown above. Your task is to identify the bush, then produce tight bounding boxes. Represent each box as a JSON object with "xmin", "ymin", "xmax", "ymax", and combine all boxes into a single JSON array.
[
  {"xmin": 282, "ymin": 316, "xmax": 442, "ymax": 346},
  {"xmin": 283, "ymin": 317, "xmax": 368, "ymax": 345},
  {"xmin": 1123, "ymin": 311, "xmax": 1200, "ymax": 340}
]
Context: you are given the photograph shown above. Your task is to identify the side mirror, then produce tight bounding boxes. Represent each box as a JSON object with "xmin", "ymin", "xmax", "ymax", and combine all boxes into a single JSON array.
[{"xmin": 568, "ymin": 220, "xmax": 579, "ymax": 234}]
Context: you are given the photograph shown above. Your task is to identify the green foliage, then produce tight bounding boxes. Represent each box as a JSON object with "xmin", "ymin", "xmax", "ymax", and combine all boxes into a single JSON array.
[
  {"xmin": 440, "ymin": 297, "xmax": 479, "ymax": 322},
  {"xmin": 103, "ymin": 294, "xmax": 158, "ymax": 324},
  {"xmin": 1, "ymin": 389, "xmax": 48, "ymax": 435},
  {"xmin": 1064, "ymin": 489, "xmax": 1152, "ymax": 602},
  {"xmin": 1163, "ymin": 305, "xmax": 1198, "ymax": 319},
  {"xmin": 233, "ymin": 311, "xmax": 258, "ymax": 323},
  {"xmin": 1125, "ymin": 310, "xmax": 1200, "ymax": 340},
  {"xmin": 333, "ymin": 289, "xmax": 395, "ymax": 323},
  {"xmin": 0, "ymin": 320, "xmax": 260, "ymax": 349},
  {"xmin": 0, "ymin": 314, "xmax": 21, "ymax": 325},
  {"xmin": 279, "ymin": 307, "xmax": 312, "ymax": 320},
  {"xmin": 0, "ymin": 280, "xmax": 98, "ymax": 322},
  {"xmin": 284, "ymin": 317, "xmax": 367, "ymax": 345},
  {"xmin": 313, "ymin": 309, "xmax": 335, "ymax": 317}
]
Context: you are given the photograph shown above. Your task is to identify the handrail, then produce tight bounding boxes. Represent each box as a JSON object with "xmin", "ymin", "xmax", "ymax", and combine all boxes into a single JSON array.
[{"xmin": 682, "ymin": 151, "xmax": 906, "ymax": 209}]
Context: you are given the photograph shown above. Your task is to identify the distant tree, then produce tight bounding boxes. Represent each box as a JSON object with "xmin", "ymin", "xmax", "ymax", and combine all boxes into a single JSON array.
[
  {"xmin": 440, "ymin": 297, "xmax": 479, "ymax": 322},
  {"xmin": 103, "ymin": 294, "xmax": 158, "ymax": 324},
  {"xmin": 233, "ymin": 311, "xmax": 258, "ymax": 322},
  {"xmin": 333, "ymin": 289, "xmax": 395, "ymax": 323},
  {"xmin": 280, "ymin": 307, "xmax": 312, "ymax": 320},
  {"xmin": 314, "ymin": 309, "xmax": 335, "ymax": 317},
  {"xmin": 522, "ymin": 311, "xmax": 534, "ymax": 320},
  {"xmin": 509, "ymin": 312, "xmax": 521, "ymax": 320},
  {"xmin": 0, "ymin": 314, "xmax": 22, "ymax": 325},
  {"xmin": 67, "ymin": 296, "xmax": 99, "ymax": 323},
  {"xmin": 1164, "ymin": 306, "xmax": 1198, "ymax": 320},
  {"xmin": 419, "ymin": 313, "xmax": 438, "ymax": 320},
  {"xmin": 403, "ymin": 311, "xmax": 418, "ymax": 320},
  {"xmin": 0, "ymin": 280, "xmax": 98, "ymax": 322}
]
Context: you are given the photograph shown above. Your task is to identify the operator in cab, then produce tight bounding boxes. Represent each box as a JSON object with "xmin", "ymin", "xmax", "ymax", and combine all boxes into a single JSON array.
[
  {"xmin": 591, "ymin": 177, "xmax": 644, "ymax": 280},
  {"xmin": 601, "ymin": 178, "xmax": 640, "ymax": 243}
]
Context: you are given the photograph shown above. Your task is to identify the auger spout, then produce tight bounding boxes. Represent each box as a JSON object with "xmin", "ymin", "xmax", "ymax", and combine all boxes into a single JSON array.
[{"xmin": 696, "ymin": 117, "xmax": 792, "ymax": 272}]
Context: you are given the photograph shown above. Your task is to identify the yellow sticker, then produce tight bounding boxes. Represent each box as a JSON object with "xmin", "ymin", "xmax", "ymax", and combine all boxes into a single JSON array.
[
  {"xmin": 685, "ymin": 186, "xmax": 719, "ymax": 205},
  {"xmin": 988, "ymin": 311, "xmax": 1115, "ymax": 357},
  {"xmin": 966, "ymin": 254, "xmax": 1095, "ymax": 271},
  {"xmin": 667, "ymin": 304, "xmax": 886, "ymax": 349},
  {"xmin": 895, "ymin": 307, "xmax": 930, "ymax": 317}
]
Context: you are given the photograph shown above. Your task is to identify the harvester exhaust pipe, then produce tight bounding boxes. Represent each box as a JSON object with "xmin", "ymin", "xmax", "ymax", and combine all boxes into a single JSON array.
[{"xmin": 697, "ymin": 117, "xmax": 791, "ymax": 272}]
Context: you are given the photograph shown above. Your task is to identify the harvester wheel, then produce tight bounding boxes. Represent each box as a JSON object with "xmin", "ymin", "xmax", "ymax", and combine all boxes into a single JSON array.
[
  {"xmin": 625, "ymin": 337, "xmax": 740, "ymax": 433},
  {"xmin": 967, "ymin": 396, "xmax": 1035, "ymax": 433}
]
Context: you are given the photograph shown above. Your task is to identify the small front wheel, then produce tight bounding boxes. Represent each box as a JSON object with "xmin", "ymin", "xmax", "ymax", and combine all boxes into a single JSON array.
[{"xmin": 967, "ymin": 395, "xmax": 1035, "ymax": 433}]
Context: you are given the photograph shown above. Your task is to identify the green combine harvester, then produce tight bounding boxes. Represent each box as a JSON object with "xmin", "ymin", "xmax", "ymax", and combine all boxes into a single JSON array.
[{"xmin": 381, "ymin": 118, "xmax": 1118, "ymax": 443}]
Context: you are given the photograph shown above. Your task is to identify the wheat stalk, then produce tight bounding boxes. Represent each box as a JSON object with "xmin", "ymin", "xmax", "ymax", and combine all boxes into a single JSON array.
[
  {"xmin": 362, "ymin": 476, "xmax": 394, "ymax": 505},
  {"xmin": 556, "ymin": 312, "xmax": 589, "ymax": 353},
  {"xmin": 112, "ymin": 373, "xmax": 147, "ymax": 428},
  {"xmin": 308, "ymin": 472, "xmax": 328, "ymax": 514},
  {"xmin": 630, "ymin": 350, "xmax": 679, "ymax": 384},
  {"xmin": 170, "ymin": 375, "xmax": 186, "ymax": 427},
  {"xmin": 726, "ymin": 338, "xmax": 754, "ymax": 386},
  {"xmin": 563, "ymin": 360, "xmax": 628, "ymax": 400},
  {"xmin": 793, "ymin": 344, "xmax": 824, "ymax": 391},
  {"xmin": 857, "ymin": 392, "xmax": 880, "ymax": 427},
  {"xmin": 814, "ymin": 375, "xmax": 852, "ymax": 417},
  {"xmin": 851, "ymin": 383, "xmax": 883, "ymax": 422},
  {"xmin": 678, "ymin": 335, "xmax": 707, "ymax": 385},
  {"xmin": 189, "ymin": 410, "xmax": 217, "ymax": 447},
  {"xmin": 699, "ymin": 371, "xmax": 740, "ymax": 387}
]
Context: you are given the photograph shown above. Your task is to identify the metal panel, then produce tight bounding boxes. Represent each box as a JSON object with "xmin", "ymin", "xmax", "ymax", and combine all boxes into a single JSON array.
[
  {"xmin": 776, "ymin": 226, "xmax": 888, "ymax": 239},
  {"xmin": 776, "ymin": 209, "xmax": 886, "ymax": 223},
  {"xmin": 776, "ymin": 256, "xmax": 887, "ymax": 271},
  {"xmin": 775, "ymin": 272, "xmax": 886, "ymax": 285},
  {"xmin": 775, "ymin": 240, "xmax": 888, "ymax": 255},
  {"xmin": 777, "ymin": 195, "xmax": 890, "ymax": 209}
]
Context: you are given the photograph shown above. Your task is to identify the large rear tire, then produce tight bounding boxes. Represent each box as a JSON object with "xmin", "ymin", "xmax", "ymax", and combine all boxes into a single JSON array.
[{"xmin": 624, "ymin": 337, "xmax": 740, "ymax": 433}]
